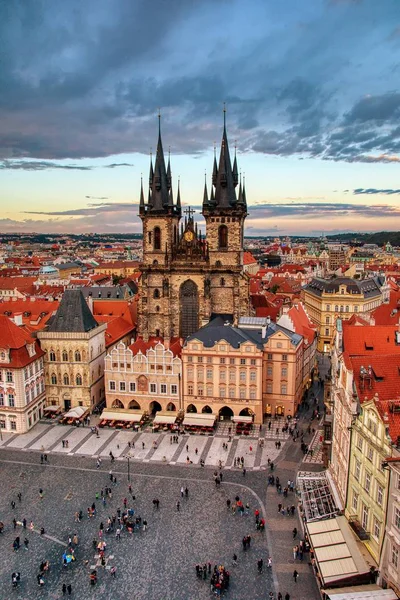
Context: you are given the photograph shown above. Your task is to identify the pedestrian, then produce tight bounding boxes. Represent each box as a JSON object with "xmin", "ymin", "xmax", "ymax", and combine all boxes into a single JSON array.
[
  {"xmin": 62, "ymin": 583, "xmax": 67, "ymax": 595},
  {"xmin": 185, "ymin": 487, "xmax": 189, "ymax": 497},
  {"xmin": 293, "ymin": 569, "xmax": 298, "ymax": 583},
  {"xmin": 243, "ymin": 467, "xmax": 246, "ymax": 477},
  {"xmin": 285, "ymin": 594, "xmax": 290, "ymax": 600},
  {"xmin": 186, "ymin": 444, "xmax": 189, "ymax": 452},
  {"xmin": 176, "ymin": 501, "xmax": 180, "ymax": 511},
  {"xmin": 180, "ymin": 487, "xmax": 184, "ymax": 498},
  {"xmin": 232, "ymin": 553, "xmax": 237, "ymax": 566},
  {"xmin": 67, "ymin": 583, "xmax": 72, "ymax": 595},
  {"xmin": 24, "ymin": 538, "xmax": 29, "ymax": 550},
  {"xmin": 115, "ymin": 527, "xmax": 121, "ymax": 541},
  {"xmin": 292, "ymin": 527, "xmax": 297, "ymax": 539},
  {"xmin": 142, "ymin": 442, "xmax": 145, "ymax": 449},
  {"xmin": 257, "ymin": 558, "xmax": 263, "ymax": 573},
  {"xmin": 40, "ymin": 454, "xmax": 44, "ymax": 464},
  {"xmin": 267, "ymin": 556, "xmax": 272, "ymax": 568},
  {"xmin": 278, "ymin": 594, "xmax": 283, "ymax": 600},
  {"xmin": 227, "ymin": 499, "xmax": 231, "ymax": 510},
  {"xmin": 13, "ymin": 518, "xmax": 17, "ymax": 530},
  {"xmin": 195, "ymin": 447, "xmax": 198, "ymax": 455},
  {"xmin": 44, "ymin": 454, "xmax": 48, "ymax": 463},
  {"xmin": 11, "ymin": 500, "xmax": 16, "ymax": 510},
  {"xmin": 17, "ymin": 492, "xmax": 22, "ymax": 502},
  {"xmin": 110, "ymin": 566, "xmax": 117, "ymax": 578}
]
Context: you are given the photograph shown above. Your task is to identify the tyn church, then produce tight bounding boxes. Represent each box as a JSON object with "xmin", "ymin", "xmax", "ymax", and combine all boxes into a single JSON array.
[{"xmin": 137, "ymin": 116, "xmax": 250, "ymax": 343}]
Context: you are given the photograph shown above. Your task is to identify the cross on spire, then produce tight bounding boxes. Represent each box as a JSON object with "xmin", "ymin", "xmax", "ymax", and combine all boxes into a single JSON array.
[{"xmin": 184, "ymin": 206, "xmax": 196, "ymax": 220}]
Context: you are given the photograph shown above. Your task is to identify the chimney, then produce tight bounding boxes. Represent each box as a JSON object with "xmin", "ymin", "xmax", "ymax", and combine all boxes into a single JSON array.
[
  {"xmin": 14, "ymin": 314, "xmax": 23, "ymax": 326},
  {"xmin": 266, "ymin": 316, "xmax": 271, "ymax": 325},
  {"xmin": 282, "ymin": 306, "xmax": 289, "ymax": 315},
  {"xmin": 261, "ymin": 325, "xmax": 267, "ymax": 338}
]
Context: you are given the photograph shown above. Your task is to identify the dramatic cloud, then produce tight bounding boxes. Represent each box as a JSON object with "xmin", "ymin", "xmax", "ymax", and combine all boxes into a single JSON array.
[
  {"xmin": 353, "ymin": 188, "xmax": 400, "ymax": 195},
  {"xmin": 0, "ymin": 160, "xmax": 134, "ymax": 171},
  {"xmin": 0, "ymin": 0, "xmax": 399, "ymax": 163}
]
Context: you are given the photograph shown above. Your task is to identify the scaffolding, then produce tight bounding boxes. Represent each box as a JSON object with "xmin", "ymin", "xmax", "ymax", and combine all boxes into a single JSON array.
[{"xmin": 297, "ymin": 471, "xmax": 340, "ymax": 522}]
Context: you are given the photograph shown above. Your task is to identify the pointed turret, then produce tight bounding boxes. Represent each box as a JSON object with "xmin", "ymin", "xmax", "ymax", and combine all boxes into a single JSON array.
[
  {"xmin": 176, "ymin": 178, "xmax": 181, "ymax": 211},
  {"xmin": 233, "ymin": 144, "xmax": 238, "ymax": 187},
  {"xmin": 237, "ymin": 174, "xmax": 243, "ymax": 204},
  {"xmin": 242, "ymin": 174, "xmax": 247, "ymax": 207},
  {"xmin": 167, "ymin": 147, "xmax": 172, "ymax": 190},
  {"xmin": 213, "ymin": 108, "xmax": 237, "ymax": 208},
  {"xmin": 212, "ymin": 143, "xmax": 218, "ymax": 186},
  {"xmin": 148, "ymin": 113, "xmax": 169, "ymax": 212},
  {"xmin": 202, "ymin": 174, "xmax": 209, "ymax": 208},
  {"xmin": 139, "ymin": 176, "xmax": 145, "ymax": 215},
  {"xmin": 149, "ymin": 150, "xmax": 154, "ymax": 187}
]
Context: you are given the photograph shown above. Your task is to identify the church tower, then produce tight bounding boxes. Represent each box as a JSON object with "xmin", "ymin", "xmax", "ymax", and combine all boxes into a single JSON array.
[
  {"xmin": 137, "ymin": 112, "xmax": 249, "ymax": 343},
  {"xmin": 202, "ymin": 109, "xmax": 249, "ymax": 321}
]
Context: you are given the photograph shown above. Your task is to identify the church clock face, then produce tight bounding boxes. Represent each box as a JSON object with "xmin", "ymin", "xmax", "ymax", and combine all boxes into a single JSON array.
[{"xmin": 184, "ymin": 231, "xmax": 194, "ymax": 242}]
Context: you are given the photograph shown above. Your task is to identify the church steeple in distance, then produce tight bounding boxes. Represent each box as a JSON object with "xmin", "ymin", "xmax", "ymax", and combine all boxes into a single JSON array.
[{"xmin": 141, "ymin": 113, "xmax": 181, "ymax": 217}]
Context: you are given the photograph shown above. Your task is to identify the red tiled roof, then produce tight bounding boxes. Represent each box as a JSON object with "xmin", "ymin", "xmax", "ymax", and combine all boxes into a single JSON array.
[
  {"xmin": 0, "ymin": 316, "xmax": 44, "ymax": 368},
  {"xmin": 372, "ymin": 290, "xmax": 400, "ymax": 326},
  {"xmin": 343, "ymin": 323, "xmax": 400, "ymax": 356},
  {"xmin": 0, "ymin": 298, "xmax": 59, "ymax": 331},
  {"xmin": 285, "ymin": 302, "xmax": 317, "ymax": 345},
  {"xmin": 243, "ymin": 251, "xmax": 257, "ymax": 265},
  {"xmin": 255, "ymin": 306, "xmax": 281, "ymax": 320},
  {"xmin": 129, "ymin": 336, "xmax": 182, "ymax": 357},
  {"xmin": 0, "ymin": 276, "xmax": 37, "ymax": 292}
]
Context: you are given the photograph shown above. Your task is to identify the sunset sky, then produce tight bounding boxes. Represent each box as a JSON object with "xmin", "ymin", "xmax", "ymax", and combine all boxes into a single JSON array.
[{"xmin": 1, "ymin": 0, "xmax": 400, "ymax": 236}]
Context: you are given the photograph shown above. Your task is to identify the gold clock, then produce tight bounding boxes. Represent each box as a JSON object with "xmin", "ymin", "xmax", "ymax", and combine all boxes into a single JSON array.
[{"xmin": 184, "ymin": 231, "xmax": 194, "ymax": 242}]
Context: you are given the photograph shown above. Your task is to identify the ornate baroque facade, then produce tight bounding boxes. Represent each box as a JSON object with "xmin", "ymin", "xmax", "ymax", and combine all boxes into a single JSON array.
[{"xmin": 137, "ymin": 116, "xmax": 249, "ymax": 343}]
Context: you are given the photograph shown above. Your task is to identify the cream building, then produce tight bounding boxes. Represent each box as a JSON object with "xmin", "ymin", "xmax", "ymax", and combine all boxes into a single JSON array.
[
  {"xmin": 379, "ymin": 456, "xmax": 400, "ymax": 598},
  {"xmin": 105, "ymin": 340, "xmax": 182, "ymax": 414},
  {"xmin": 0, "ymin": 316, "xmax": 46, "ymax": 433},
  {"xmin": 302, "ymin": 277, "xmax": 383, "ymax": 352},
  {"xmin": 38, "ymin": 290, "xmax": 106, "ymax": 412}
]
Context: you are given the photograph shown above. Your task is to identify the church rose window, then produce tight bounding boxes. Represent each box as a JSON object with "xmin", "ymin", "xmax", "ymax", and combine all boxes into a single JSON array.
[
  {"xmin": 180, "ymin": 280, "xmax": 199, "ymax": 339},
  {"xmin": 218, "ymin": 225, "xmax": 228, "ymax": 249}
]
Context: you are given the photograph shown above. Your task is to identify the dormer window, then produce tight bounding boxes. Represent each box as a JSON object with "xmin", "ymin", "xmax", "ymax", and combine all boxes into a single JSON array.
[{"xmin": 0, "ymin": 349, "xmax": 8, "ymax": 363}]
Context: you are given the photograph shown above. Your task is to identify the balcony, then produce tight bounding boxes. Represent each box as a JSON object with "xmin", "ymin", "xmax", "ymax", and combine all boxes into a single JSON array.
[{"xmin": 349, "ymin": 519, "xmax": 370, "ymax": 540}]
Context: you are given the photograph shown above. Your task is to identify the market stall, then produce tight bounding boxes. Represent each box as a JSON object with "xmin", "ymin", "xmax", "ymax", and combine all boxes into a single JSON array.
[
  {"xmin": 59, "ymin": 406, "xmax": 88, "ymax": 425},
  {"xmin": 182, "ymin": 413, "xmax": 216, "ymax": 434},
  {"xmin": 99, "ymin": 408, "xmax": 147, "ymax": 429},
  {"xmin": 43, "ymin": 405, "xmax": 62, "ymax": 419},
  {"xmin": 232, "ymin": 415, "xmax": 253, "ymax": 435},
  {"xmin": 152, "ymin": 412, "xmax": 178, "ymax": 431}
]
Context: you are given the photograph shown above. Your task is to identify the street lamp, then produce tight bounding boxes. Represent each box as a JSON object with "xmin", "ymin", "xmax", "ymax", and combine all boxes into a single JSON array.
[{"xmin": 125, "ymin": 453, "xmax": 131, "ymax": 482}]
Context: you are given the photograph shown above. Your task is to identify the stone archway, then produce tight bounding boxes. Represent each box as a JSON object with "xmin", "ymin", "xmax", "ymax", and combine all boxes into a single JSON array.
[
  {"xmin": 186, "ymin": 403, "xmax": 197, "ymax": 413},
  {"xmin": 219, "ymin": 406, "xmax": 234, "ymax": 420},
  {"xmin": 112, "ymin": 399, "xmax": 124, "ymax": 409},
  {"xmin": 202, "ymin": 405, "xmax": 213, "ymax": 413},
  {"xmin": 128, "ymin": 400, "xmax": 141, "ymax": 410},
  {"xmin": 239, "ymin": 408, "xmax": 252, "ymax": 417},
  {"xmin": 166, "ymin": 402, "xmax": 176, "ymax": 412},
  {"xmin": 179, "ymin": 280, "xmax": 199, "ymax": 338},
  {"xmin": 149, "ymin": 400, "xmax": 162, "ymax": 415}
]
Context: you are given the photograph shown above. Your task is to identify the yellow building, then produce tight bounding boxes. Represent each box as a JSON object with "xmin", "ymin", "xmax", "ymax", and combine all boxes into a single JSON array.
[
  {"xmin": 346, "ymin": 398, "xmax": 391, "ymax": 565},
  {"xmin": 94, "ymin": 261, "xmax": 140, "ymax": 278},
  {"xmin": 302, "ymin": 277, "xmax": 383, "ymax": 352}
]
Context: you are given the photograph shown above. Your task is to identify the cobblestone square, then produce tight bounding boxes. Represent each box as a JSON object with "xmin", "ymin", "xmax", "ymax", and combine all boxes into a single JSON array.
[{"xmin": 0, "ymin": 454, "xmax": 273, "ymax": 600}]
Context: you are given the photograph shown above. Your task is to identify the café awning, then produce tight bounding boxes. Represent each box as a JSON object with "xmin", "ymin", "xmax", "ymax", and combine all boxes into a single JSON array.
[
  {"xmin": 64, "ymin": 406, "xmax": 88, "ymax": 419},
  {"xmin": 232, "ymin": 415, "xmax": 252, "ymax": 423},
  {"xmin": 44, "ymin": 405, "xmax": 61, "ymax": 412},
  {"xmin": 183, "ymin": 413, "xmax": 216, "ymax": 427},
  {"xmin": 306, "ymin": 516, "xmax": 371, "ymax": 588},
  {"xmin": 323, "ymin": 584, "xmax": 398, "ymax": 599},
  {"xmin": 153, "ymin": 412, "xmax": 177, "ymax": 425},
  {"xmin": 101, "ymin": 408, "xmax": 144, "ymax": 423}
]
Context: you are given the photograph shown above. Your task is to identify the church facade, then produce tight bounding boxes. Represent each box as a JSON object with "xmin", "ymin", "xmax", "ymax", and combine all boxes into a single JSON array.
[{"xmin": 137, "ymin": 117, "xmax": 250, "ymax": 343}]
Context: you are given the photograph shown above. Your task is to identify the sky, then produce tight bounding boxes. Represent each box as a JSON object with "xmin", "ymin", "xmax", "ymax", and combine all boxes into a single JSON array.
[{"xmin": 1, "ymin": 0, "xmax": 400, "ymax": 236}]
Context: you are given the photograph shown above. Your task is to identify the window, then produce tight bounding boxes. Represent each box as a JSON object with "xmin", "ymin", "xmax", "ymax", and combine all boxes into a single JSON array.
[
  {"xmin": 8, "ymin": 394, "xmax": 15, "ymax": 407},
  {"xmin": 0, "ymin": 393, "xmax": 3, "ymax": 406},
  {"xmin": 218, "ymin": 225, "xmax": 228, "ymax": 249},
  {"xmin": 230, "ymin": 358, "xmax": 235, "ymax": 365},
  {"xmin": 49, "ymin": 351, "xmax": 56, "ymax": 362},
  {"xmin": 150, "ymin": 383, "xmax": 157, "ymax": 394},
  {"xmin": 281, "ymin": 384, "xmax": 287, "ymax": 394},
  {"xmin": 240, "ymin": 371, "xmax": 246, "ymax": 381},
  {"xmin": 239, "ymin": 388, "xmax": 246, "ymax": 399},
  {"xmin": 229, "ymin": 370, "xmax": 235, "ymax": 382},
  {"xmin": 267, "ymin": 353, "xmax": 273, "ymax": 360},
  {"xmin": 335, "ymin": 305, "xmax": 339, "ymax": 312},
  {"xmin": 377, "ymin": 485, "xmax": 383, "ymax": 506},
  {"xmin": 154, "ymin": 226, "xmax": 161, "ymax": 250},
  {"xmin": 160, "ymin": 384, "xmax": 167, "ymax": 394},
  {"xmin": 207, "ymin": 369, "xmax": 213, "ymax": 379},
  {"xmin": 325, "ymin": 328, "xmax": 330, "ymax": 336},
  {"xmin": 345, "ymin": 305, "xmax": 349, "ymax": 313},
  {"xmin": 251, "ymin": 359, "xmax": 256, "ymax": 365},
  {"xmin": 109, "ymin": 381, "xmax": 116, "ymax": 391},
  {"xmin": 277, "ymin": 342, "xmax": 282, "ymax": 348},
  {"xmin": 397, "ymin": 474, "xmax": 400, "ymax": 491},
  {"xmin": 354, "ymin": 305, "xmax": 358, "ymax": 312},
  {"xmin": 130, "ymin": 382, "xmax": 136, "ymax": 392},
  {"xmin": 367, "ymin": 447, "xmax": 374, "ymax": 462},
  {"xmin": 153, "ymin": 289, "xmax": 160, "ymax": 299},
  {"xmin": 220, "ymin": 358, "xmax": 226, "ymax": 364},
  {"xmin": 119, "ymin": 381, "xmax": 126, "ymax": 392},
  {"xmin": 391, "ymin": 544, "xmax": 399, "ymax": 568},
  {"xmin": 354, "ymin": 459, "xmax": 361, "ymax": 481},
  {"xmin": 197, "ymin": 356, "xmax": 203, "ymax": 363},
  {"xmin": 197, "ymin": 386, "xmax": 203, "ymax": 396},
  {"xmin": 187, "ymin": 356, "xmax": 193, "ymax": 363},
  {"xmin": 394, "ymin": 507, "xmax": 400, "ymax": 530},
  {"xmin": 266, "ymin": 383, "xmax": 272, "ymax": 393},
  {"xmin": 250, "ymin": 371, "xmax": 256, "ymax": 381},
  {"xmin": 240, "ymin": 358, "xmax": 246, "ymax": 365},
  {"xmin": 51, "ymin": 373, "xmax": 57, "ymax": 385},
  {"xmin": 220, "ymin": 370, "xmax": 226, "ymax": 381},
  {"xmin": 207, "ymin": 357, "xmax": 212, "ymax": 364},
  {"xmin": 356, "ymin": 435, "xmax": 363, "ymax": 452},
  {"xmin": 281, "ymin": 368, "xmax": 287, "ymax": 378},
  {"xmin": 229, "ymin": 387, "xmax": 235, "ymax": 398},
  {"xmin": 10, "ymin": 420, "xmax": 16, "ymax": 430},
  {"xmin": 171, "ymin": 384, "xmax": 177, "ymax": 395},
  {"xmin": 188, "ymin": 385, "xmax": 193, "ymax": 395},
  {"xmin": 250, "ymin": 390, "xmax": 256, "ymax": 400},
  {"xmin": 0, "ymin": 418, "xmax": 5, "ymax": 429},
  {"xmin": 197, "ymin": 369, "xmax": 204, "ymax": 380},
  {"xmin": 282, "ymin": 354, "xmax": 288, "ymax": 361},
  {"xmin": 373, "ymin": 518, "xmax": 381, "ymax": 540},
  {"xmin": 6, "ymin": 371, "xmax": 13, "ymax": 383},
  {"xmin": 352, "ymin": 491, "xmax": 359, "ymax": 512},
  {"xmin": 362, "ymin": 504, "xmax": 369, "ymax": 530},
  {"xmin": 326, "ymin": 304, "xmax": 331, "ymax": 311},
  {"xmin": 62, "ymin": 351, "xmax": 68, "ymax": 362},
  {"xmin": 63, "ymin": 374, "xmax": 70, "ymax": 386},
  {"xmin": 187, "ymin": 368, "xmax": 193, "ymax": 380},
  {"xmin": 74, "ymin": 351, "xmax": 81, "ymax": 362},
  {"xmin": 267, "ymin": 366, "xmax": 273, "ymax": 377},
  {"xmin": 219, "ymin": 387, "xmax": 226, "ymax": 398}
]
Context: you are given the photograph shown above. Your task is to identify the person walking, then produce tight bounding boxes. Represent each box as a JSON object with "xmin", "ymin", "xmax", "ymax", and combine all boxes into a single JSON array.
[
  {"xmin": 110, "ymin": 566, "xmax": 117, "ymax": 578},
  {"xmin": 176, "ymin": 501, "xmax": 180, "ymax": 511},
  {"xmin": 24, "ymin": 538, "xmax": 29, "ymax": 550},
  {"xmin": 292, "ymin": 527, "xmax": 297, "ymax": 539},
  {"xmin": 232, "ymin": 553, "xmax": 237, "ymax": 566},
  {"xmin": 285, "ymin": 594, "xmax": 290, "ymax": 600},
  {"xmin": 180, "ymin": 487, "xmax": 184, "ymax": 498},
  {"xmin": 267, "ymin": 557, "xmax": 272, "ymax": 568},
  {"xmin": 67, "ymin": 584, "xmax": 72, "ymax": 595},
  {"xmin": 62, "ymin": 583, "xmax": 67, "ymax": 595},
  {"xmin": 242, "ymin": 467, "xmax": 246, "ymax": 477},
  {"xmin": 293, "ymin": 569, "xmax": 298, "ymax": 583},
  {"xmin": 257, "ymin": 558, "xmax": 263, "ymax": 573},
  {"xmin": 115, "ymin": 527, "xmax": 121, "ymax": 541}
]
